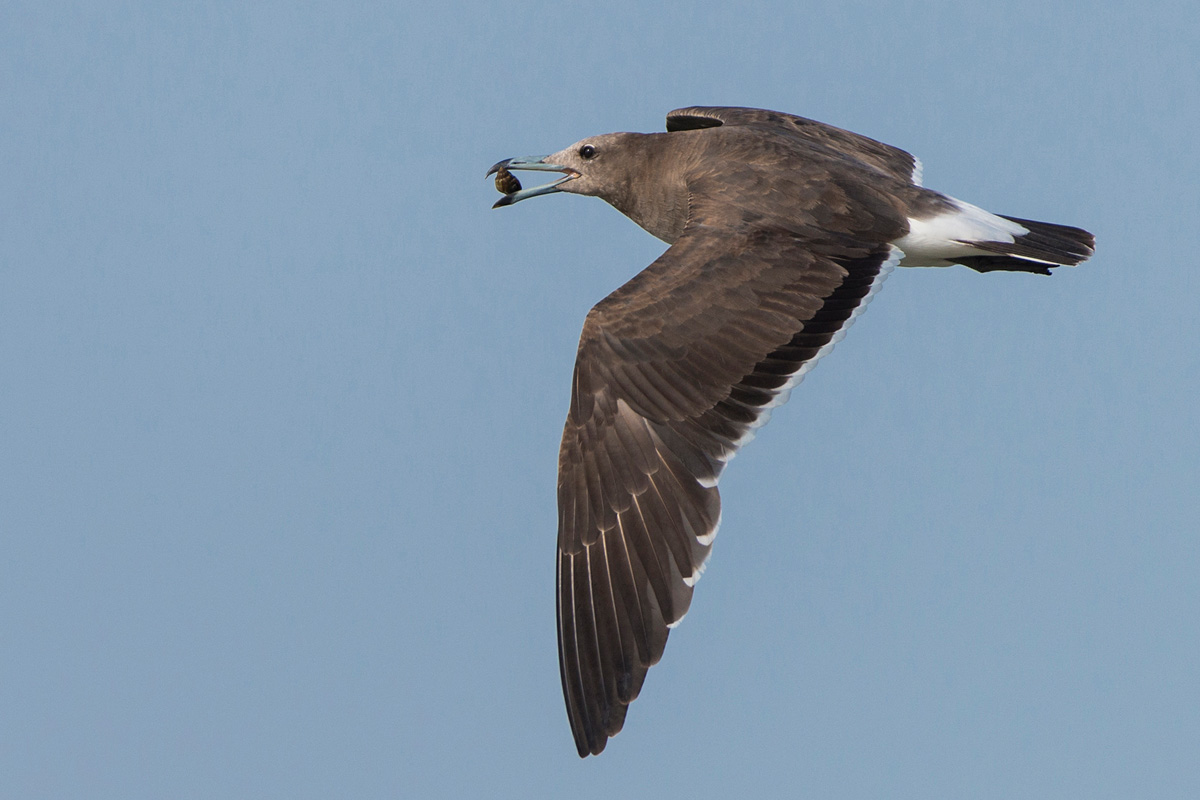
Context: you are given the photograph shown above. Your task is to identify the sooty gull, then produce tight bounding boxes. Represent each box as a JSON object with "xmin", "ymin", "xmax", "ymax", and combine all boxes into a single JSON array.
[{"xmin": 487, "ymin": 106, "xmax": 1094, "ymax": 757}]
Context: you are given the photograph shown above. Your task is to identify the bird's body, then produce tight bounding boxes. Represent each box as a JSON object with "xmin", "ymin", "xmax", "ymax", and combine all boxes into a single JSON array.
[{"xmin": 488, "ymin": 106, "xmax": 1094, "ymax": 757}]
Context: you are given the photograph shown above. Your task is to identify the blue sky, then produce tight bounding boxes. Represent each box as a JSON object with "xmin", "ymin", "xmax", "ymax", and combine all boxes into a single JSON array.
[{"xmin": 3, "ymin": 1, "xmax": 1197, "ymax": 797}]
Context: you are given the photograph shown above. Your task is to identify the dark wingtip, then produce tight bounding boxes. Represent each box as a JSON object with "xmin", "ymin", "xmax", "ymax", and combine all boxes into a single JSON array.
[
  {"xmin": 492, "ymin": 195, "xmax": 514, "ymax": 209},
  {"xmin": 665, "ymin": 109, "xmax": 725, "ymax": 132}
]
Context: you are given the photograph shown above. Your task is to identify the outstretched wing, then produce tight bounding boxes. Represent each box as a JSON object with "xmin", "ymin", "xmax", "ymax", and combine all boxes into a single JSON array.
[
  {"xmin": 667, "ymin": 105, "xmax": 922, "ymax": 185},
  {"xmin": 556, "ymin": 218, "xmax": 899, "ymax": 755}
]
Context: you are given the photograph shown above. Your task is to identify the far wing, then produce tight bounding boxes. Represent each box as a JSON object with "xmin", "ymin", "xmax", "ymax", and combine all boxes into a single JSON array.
[{"xmin": 667, "ymin": 105, "xmax": 921, "ymax": 184}]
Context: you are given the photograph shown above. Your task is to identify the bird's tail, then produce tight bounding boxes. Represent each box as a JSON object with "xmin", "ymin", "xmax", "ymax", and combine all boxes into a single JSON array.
[{"xmin": 955, "ymin": 216, "xmax": 1095, "ymax": 275}]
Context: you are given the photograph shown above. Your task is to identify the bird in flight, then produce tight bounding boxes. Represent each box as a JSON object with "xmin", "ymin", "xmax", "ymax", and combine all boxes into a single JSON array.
[{"xmin": 488, "ymin": 106, "xmax": 1094, "ymax": 757}]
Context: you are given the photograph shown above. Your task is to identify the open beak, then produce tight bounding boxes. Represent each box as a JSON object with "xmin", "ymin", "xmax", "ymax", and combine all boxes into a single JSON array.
[{"xmin": 487, "ymin": 156, "xmax": 579, "ymax": 208}]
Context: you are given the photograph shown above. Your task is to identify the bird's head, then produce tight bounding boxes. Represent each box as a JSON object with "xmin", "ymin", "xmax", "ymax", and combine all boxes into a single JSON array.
[{"xmin": 487, "ymin": 132, "xmax": 646, "ymax": 208}]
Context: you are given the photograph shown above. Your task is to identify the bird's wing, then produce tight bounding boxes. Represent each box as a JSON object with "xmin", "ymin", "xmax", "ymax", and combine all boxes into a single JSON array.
[
  {"xmin": 556, "ymin": 215, "xmax": 899, "ymax": 755},
  {"xmin": 666, "ymin": 106, "xmax": 921, "ymax": 184}
]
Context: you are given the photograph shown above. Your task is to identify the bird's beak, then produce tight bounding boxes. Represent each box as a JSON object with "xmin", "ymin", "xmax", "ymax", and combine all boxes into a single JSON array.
[{"xmin": 487, "ymin": 156, "xmax": 579, "ymax": 208}]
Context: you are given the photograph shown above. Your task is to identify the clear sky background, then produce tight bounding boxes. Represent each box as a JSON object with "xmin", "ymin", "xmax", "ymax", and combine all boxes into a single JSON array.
[{"xmin": 3, "ymin": 1, "xmax": 1197, "ymax": 798}]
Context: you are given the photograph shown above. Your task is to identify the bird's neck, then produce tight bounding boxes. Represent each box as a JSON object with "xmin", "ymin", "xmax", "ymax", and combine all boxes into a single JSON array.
[{"xmin": 605, "ymin": 134, "xmax": 691, "ymax": 244}]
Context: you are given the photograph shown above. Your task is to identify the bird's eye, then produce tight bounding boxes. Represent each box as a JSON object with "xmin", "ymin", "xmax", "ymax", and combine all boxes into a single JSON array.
[{"xmin": 578, "ymin": 144, "xmax": 597, "ymax": 159}]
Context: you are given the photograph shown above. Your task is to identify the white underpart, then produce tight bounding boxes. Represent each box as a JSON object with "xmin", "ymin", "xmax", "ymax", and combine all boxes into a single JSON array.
[{"xmin": 896, "ymin": 196, "xmax": 1029, "ymax": 267}]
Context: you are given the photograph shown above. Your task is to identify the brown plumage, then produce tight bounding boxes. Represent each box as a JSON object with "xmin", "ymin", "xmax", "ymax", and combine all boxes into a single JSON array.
[{"xmin": 488, "ymin": 106, "xmax": 1094, "ymax": 757}]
